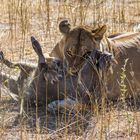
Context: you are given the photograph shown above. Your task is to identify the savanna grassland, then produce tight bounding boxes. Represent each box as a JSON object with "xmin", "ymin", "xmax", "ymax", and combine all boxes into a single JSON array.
[{"xmin": 0, "ymin": 0, "xmax": 140, "ymax": 139}]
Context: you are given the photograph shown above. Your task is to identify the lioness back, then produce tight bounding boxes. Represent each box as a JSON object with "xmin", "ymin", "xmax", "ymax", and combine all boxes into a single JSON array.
[{"xmin": 49, "ymin": 37, "xmax": 65, "ymax": 60}]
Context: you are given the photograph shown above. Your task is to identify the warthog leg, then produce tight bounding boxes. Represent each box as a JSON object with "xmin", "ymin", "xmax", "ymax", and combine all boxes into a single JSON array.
[
  {"xmin": 0, "ymin": 50, "xmax": 36, "ymax": 89},
  {"xmin": 0, "ymin": 50, "xmax": 36, "ymax": 90},
  {"xmin": 0, "ymin": 52, "xmax": 19, "ymax": 96},
  {"xmin": 31, "ymin": 36, "xmax": 45, "ymax": 65},
  {"xmin": 0, "ymin": 51, "xmax": 36, "ymax": 72},
  {"xmin": 31, "ymin": 36, "xmax": 63, "ymax": 85},
  {"xmin": 0, "ymin": 72, "xmax": 18, "ymax": 95}
]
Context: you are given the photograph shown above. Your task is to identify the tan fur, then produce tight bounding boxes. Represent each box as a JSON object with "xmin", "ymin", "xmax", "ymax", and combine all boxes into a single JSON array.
[{"xmin": 49, "ymin": 37, "xmax": 66, "ymax": 60}]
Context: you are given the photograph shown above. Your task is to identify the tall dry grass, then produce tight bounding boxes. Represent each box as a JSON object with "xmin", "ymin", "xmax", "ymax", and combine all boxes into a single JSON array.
[{"xmin": 0, "ymin": 0, "xmax": 140, "ymax": 139}]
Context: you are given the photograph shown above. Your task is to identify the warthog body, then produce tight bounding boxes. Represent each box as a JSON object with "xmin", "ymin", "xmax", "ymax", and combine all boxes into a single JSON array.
[{"xmin": 0, "ymin": 37, "xmax": 112, "ymax": 106}]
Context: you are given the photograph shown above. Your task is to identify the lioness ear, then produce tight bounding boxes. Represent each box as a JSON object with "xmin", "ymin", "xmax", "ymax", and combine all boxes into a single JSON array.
[
  {"xmin": 59, "ymin": 20, "xmax": 71, "ymax": 34},
  {"xmin": 92, "ymin": 25, "xmax": 107, "ymax": 40}
]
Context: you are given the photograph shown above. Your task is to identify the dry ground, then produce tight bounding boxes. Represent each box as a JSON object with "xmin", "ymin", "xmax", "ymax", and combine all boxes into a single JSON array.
[{"xmin": 0, "ymin": 0, "xmax": 140, "ymax": 139}]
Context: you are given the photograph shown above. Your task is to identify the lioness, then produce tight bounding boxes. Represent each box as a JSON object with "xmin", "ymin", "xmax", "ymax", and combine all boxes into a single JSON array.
[{"xmin": 56, "ymin": 20, "xmax": 140, "ymax": 100}]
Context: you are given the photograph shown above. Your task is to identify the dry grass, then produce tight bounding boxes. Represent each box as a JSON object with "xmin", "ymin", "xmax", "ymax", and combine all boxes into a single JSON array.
[{"xmin": 0, "ymin": 0, "xmax": 140, "ymax": 139}]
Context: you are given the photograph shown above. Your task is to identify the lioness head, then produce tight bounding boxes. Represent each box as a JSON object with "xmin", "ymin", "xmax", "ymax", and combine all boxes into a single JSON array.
[{"xmin": 59, "ymin": 20, "xmax": 107, "ymax": 73}]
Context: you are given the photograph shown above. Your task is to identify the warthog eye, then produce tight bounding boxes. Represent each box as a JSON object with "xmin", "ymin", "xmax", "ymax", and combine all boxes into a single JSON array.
[{"xmin": 83, "ymin": 51, "xmax": 91, "ymax": 59}]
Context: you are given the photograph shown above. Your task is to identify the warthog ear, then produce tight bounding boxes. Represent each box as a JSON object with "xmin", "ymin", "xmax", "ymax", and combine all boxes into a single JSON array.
[
  {"xmin": 92, "ymin": 25, "xmax": 107, "ymax": 40},
  {"xmin": 59, "ymin": 20, "xmax": 71, "ymax": 34}
]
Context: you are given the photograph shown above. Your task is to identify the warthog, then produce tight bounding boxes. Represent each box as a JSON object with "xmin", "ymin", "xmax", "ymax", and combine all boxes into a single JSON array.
[{"xmin": 0, "ymin": 36, "xmax": 112, "ymax": 106}]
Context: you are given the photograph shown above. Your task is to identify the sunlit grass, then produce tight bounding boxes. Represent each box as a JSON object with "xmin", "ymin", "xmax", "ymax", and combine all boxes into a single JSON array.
[{"xmin": 0, "ymin": 0, "xmax": 140, "ymax": 139}]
